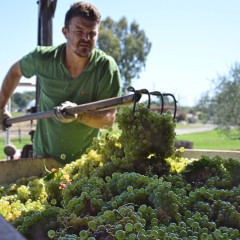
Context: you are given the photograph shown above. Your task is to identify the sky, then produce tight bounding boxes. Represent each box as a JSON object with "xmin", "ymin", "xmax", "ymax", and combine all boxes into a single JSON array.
[{"xmin": 1, "ymin": 1, "xmax": 240, "ymax": 107}]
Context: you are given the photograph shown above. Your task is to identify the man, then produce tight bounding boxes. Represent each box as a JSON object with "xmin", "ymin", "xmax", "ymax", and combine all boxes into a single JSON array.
[{"xmin": 0, "ymin": 2, "xmax": 121, "ymax": 163}]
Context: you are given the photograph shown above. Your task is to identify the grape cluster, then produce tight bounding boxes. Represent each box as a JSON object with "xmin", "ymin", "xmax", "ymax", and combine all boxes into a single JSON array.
[
  {"xmin": 0, "ymin": 104, "xmax": 240, "ymax": 239},
  {"xmin": 117, "ymin": 104, "xmax": 176, "ymax": 160}
]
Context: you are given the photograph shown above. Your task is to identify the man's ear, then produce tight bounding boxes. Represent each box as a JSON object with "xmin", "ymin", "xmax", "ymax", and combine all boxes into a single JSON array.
[{"xmin": 62, "ymin": 27, "xmax": 68, "ymax": 39}]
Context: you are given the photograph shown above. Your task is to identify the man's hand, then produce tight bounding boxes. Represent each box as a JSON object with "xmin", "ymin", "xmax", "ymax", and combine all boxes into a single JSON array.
[
  {"xmin": 54, "ymin": 101, "xmax": 78, "ymax": 123},
  {"xmin": 0, "ymin": 108, "xmax": 12, "ymax": 131}
]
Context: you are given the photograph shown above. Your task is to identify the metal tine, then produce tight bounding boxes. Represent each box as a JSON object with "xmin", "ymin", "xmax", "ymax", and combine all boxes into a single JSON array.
[
  {"xmin": 127, "ymin": 86, "xmax": 136, "ymax": 93},
  {"xmin": 150, "ymin": 91, "xmax": 164, "ymax": 114},
  {"xmin": 127, "ymin": 86, "xmax": 138, "ymax": 114},
  {"xmin": 162, "ymin": 93, "xmax": 177, "ymax": 119},
  {"xmin": 137, "ymin": 88, "xmax": 151, "ymax": 109}
]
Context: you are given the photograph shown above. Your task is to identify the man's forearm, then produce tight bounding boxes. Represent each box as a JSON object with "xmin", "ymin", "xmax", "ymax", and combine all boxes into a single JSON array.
[
  {"xmin": 77, "ymin": 109, "xmax": 117, "ymax": 129},
  {"xmin": 0, "ymin": 62, "xmax": 22, "ymax": 109}
]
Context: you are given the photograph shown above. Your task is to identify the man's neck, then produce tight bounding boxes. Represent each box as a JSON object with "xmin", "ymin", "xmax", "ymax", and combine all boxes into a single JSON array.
[{"xmin": 64, "ymin": 47, "xmax": 90, "ymax": 78}]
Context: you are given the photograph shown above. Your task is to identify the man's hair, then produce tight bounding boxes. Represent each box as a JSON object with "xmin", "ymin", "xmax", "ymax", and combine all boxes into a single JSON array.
[{"xmin": 64, "ymin": 1, "xmax": 101, "ymax": 28}]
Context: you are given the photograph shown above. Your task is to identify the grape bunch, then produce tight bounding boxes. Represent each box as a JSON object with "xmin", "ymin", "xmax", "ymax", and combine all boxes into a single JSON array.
[{"xmin": 117, "ymin": 104, "xmax": 176, "ymax": 160}]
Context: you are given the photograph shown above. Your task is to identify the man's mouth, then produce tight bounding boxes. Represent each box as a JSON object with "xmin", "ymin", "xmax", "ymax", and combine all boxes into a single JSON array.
[{"xmin": 79, "ymin": 42, "xmax": 90, "ymax": 47}]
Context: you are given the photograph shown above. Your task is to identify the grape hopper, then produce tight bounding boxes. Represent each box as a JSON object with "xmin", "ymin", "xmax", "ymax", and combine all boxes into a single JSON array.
[{"xmin": 1, "ymin": 97, "xmax": 240, "ymax": 239}]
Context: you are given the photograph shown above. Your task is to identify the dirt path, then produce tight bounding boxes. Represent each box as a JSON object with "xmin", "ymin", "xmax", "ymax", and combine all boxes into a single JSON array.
[
  {"xmin": 0, "ymin": 122, "xmax": 216, "ymax": 139},
  {"xmin": 175, "ymin": 124, "xmax": 216, "ymax": 135}
]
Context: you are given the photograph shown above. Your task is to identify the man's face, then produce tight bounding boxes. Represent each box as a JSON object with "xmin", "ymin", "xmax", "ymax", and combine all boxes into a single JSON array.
[{"xmin": 62, "ymin": 16, "xmax": 99, "ymax": 58}]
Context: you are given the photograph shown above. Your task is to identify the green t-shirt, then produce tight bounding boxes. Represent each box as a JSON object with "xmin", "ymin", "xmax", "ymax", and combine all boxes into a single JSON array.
[{"xmin": 20, "ymin": 44, "xmax": 121, "ymax": 163}]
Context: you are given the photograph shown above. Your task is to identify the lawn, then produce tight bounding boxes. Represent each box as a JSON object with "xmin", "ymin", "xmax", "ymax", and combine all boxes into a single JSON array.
[{"xmin": 176, "ymin": 129, "xmax": 240, "ymax": 151}]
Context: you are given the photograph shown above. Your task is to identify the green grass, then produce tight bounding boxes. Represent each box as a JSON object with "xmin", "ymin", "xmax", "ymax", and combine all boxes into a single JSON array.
[{"xmin": 176, "ymin": 129, "xmax": 240, "ymax": 150}]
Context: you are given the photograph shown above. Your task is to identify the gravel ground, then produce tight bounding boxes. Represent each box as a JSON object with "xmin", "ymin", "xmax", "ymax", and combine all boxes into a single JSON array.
[
  {"xmin": 175, "ymin": 124, "xmax": 216, "ymax": 135},
  {"xmin": 0, "ymin": 123, "xmax": 216, "ymax": 139}
]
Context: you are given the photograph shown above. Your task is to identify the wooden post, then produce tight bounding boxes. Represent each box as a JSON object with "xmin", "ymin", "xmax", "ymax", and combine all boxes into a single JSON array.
[
  {"xmin": 18, "ymin": 129, "xmax": 21, "ymax": 143},
  {"xmin": 36, "ymin": 0, "xmax": 57, "ymax": 112}
]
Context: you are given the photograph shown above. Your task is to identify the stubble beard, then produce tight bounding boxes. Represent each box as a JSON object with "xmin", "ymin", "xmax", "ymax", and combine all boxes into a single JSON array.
[
  {"xmin": 74, "ymin": 48, "xmax": 91, "ymax": 58},
  {"xmin": 74, "ymin": 42, "xmax": 94, "ymax": 58}
]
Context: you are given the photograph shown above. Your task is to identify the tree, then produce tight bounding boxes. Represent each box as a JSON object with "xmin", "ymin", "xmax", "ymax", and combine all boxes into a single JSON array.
[
  {"xmin": 98, "ymin": 17, "xmax": 152, "ymax": 94},
  {"xmin": 11, "ymin": 91, "xmax": 35, "ymax": 111},
  {"xmin": 197, "ymin": 63, "xmax": 240, "ymax": 136},
  {"xmin": 196, "ymin": 91, "xmax": 215, "ymax": 123}
]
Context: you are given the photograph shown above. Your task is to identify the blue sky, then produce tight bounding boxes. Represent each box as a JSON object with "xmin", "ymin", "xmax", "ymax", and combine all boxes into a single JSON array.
[{"xmin": 1, "ymin": 1, "xmax": 240, "ymax": 106}]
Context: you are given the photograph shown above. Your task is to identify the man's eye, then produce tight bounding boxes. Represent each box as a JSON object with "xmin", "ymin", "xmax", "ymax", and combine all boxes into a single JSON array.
[
  {"xmin": 89, "ymin": 32, "xmax": 96, "ymax": 37},
  {"xmin": 73, "ymin": 30, "xmax": 96, "ymax": 38},
  {"xmin": 75, "ymin": 31, "xmax": 83, "ymax": 35}
]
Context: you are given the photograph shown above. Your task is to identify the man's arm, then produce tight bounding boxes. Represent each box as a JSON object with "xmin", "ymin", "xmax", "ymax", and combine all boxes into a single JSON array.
[
  {"xmin": 0, "ymin": 61, "xmax": 22, "ymax": 108},
  {"xmin": 77, "ymin": 108, "xmax": 117, "ymax": 129}
]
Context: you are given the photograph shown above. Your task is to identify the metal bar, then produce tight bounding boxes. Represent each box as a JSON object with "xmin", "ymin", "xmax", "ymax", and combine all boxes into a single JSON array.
[{"xmin": 5, "ymin": 93, "xmax": 140, "ymax": 126}]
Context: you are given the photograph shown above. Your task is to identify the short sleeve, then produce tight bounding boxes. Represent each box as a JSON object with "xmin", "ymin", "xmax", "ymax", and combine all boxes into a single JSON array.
[
  {"xmin": 96, "ymin": 56, "xmax": 122, "ymax": 100},
  {"xmin": 19, "ymin": 48, "xmax": 38, "ymax": 78}
]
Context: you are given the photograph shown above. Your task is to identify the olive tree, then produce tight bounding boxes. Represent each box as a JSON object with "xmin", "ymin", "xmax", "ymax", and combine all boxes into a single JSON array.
[{"xmin": 197, "ymin": 63, "xmax": 240, "ymax": 136}]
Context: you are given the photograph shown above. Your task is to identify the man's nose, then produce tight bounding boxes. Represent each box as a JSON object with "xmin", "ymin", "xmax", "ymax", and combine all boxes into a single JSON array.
[{"xmin": 81, "ymin": 32, "xmax": 90, "ymax": 41}]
